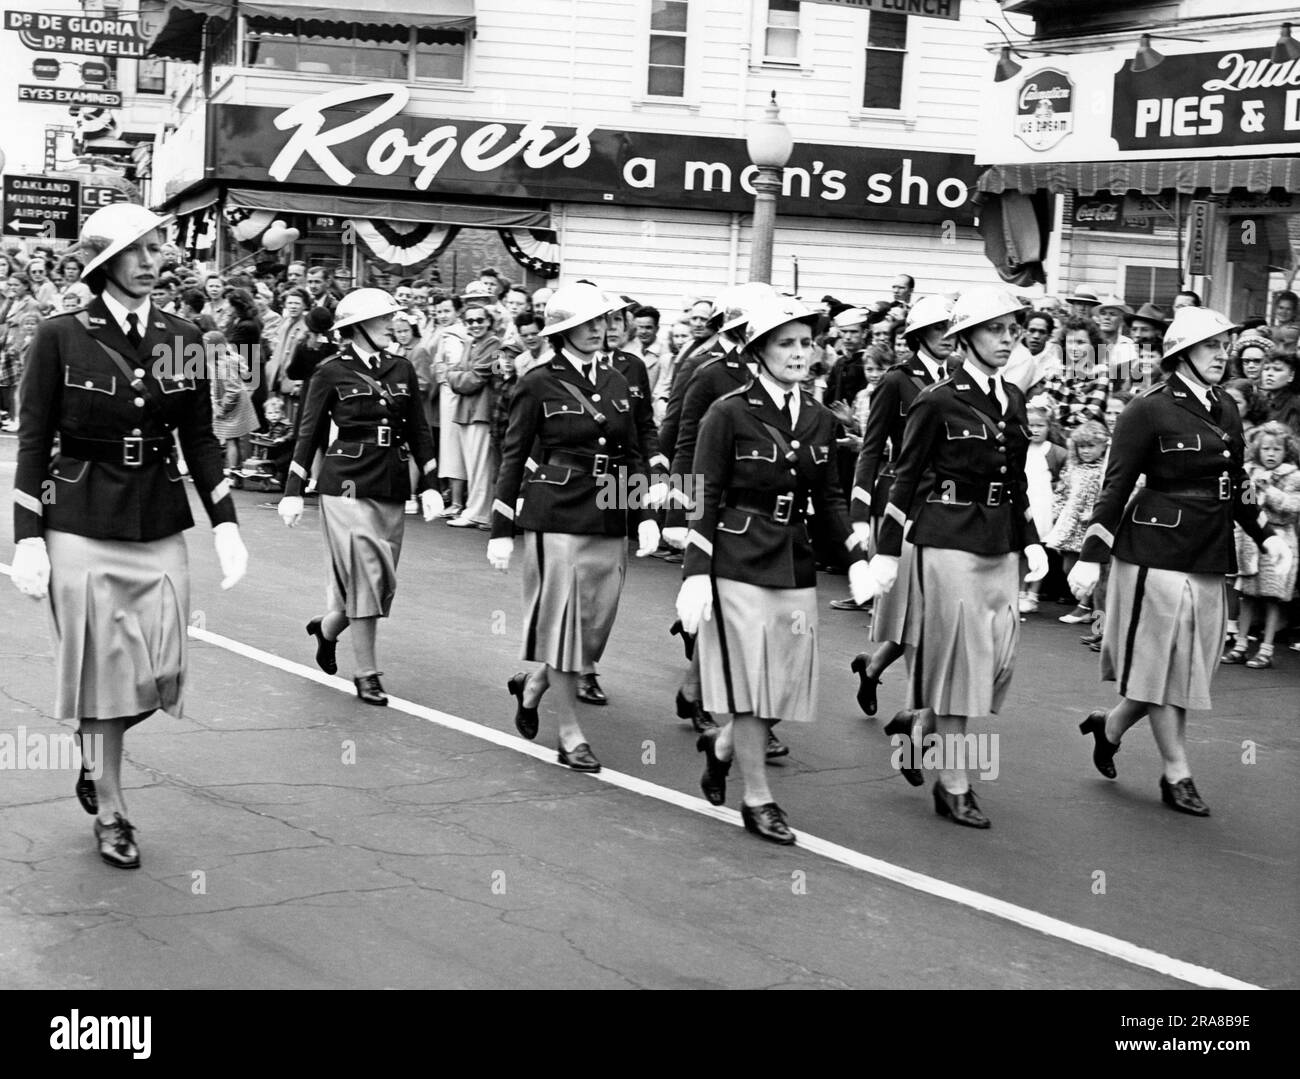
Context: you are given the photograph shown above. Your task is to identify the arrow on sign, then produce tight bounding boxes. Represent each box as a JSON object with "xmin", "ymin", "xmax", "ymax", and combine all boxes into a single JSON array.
[{"xmin": 7, "ymin": 219, "xmax": 49, "ymax": 233}]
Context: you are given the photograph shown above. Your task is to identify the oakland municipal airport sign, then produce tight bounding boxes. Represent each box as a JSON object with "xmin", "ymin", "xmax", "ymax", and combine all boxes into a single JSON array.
[
  {"xmin": 3, "ymin": 10, "xmax": 147, "ymax": 58},
  {"xmin": 216, "ymin": 84, "xmax": 977, "ymax": 226}
]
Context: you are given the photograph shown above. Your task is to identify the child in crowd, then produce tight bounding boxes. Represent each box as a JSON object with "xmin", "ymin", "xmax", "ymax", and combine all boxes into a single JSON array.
[
  {"xmin": 205, "ymin": 329, "xmax": 259, "ymax": 475},
  {"xmin": 1047, "ymin": 419, "xmax": 1110, "ymax": 623},
  {"xmin": 1223, "ymin": 422, "xmax": 1300, "ymax": 669},
  {"xmin": 1019, "ymin": 402, "xmax": 1067, "ymax": 613},
  {"xmin": 850, "ymin": 346, "xmax": 890, "ymax": 436}
]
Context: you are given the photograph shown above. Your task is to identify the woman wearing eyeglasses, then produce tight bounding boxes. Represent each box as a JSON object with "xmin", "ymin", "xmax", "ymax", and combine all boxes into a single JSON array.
[{"xmin": 443, "ymin": 300, "xmax": 503, "ymax": 529}]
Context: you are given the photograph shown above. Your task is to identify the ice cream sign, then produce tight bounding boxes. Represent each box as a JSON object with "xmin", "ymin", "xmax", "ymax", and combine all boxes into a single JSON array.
[{"xmin": 1015, "ymin": 68, "xmax": 1074, "ymax": 151}]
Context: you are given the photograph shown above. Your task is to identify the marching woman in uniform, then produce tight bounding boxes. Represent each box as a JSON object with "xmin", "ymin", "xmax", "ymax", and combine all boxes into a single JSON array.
[
  {"xmin": 1068, "ymin": 307, "xmax": 1289, "ymax": 816},
  {"xmin": 488, "ymin": 283, "xmax": 660, "ymax": 773},
  {"xmin": 9, "ymin": 204, "xmax": 249, "ymax": 868},
  {"xmin": 278, "ymin": 288, "xmax": 442, "ymax": 706},
  {"xmin": 675, "ymin": 290, "xmax": 870, "ymax": 844},
  {"xmin": 847, "ymin": 295, "xmax": 952, "ymax": 725},
  {"xmin": 860, "ymin": 287, "xmax": 1049, "ymax": 829}
]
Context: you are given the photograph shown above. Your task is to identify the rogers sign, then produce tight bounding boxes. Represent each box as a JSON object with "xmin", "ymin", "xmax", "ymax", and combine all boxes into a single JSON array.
[{"xmin": 214, "ymin": 83, "xmax": 978, "ymax": 225}]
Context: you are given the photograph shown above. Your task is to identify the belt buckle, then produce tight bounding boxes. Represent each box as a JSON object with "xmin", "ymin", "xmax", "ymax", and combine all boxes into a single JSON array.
[
  {"xmin": 592, "ymin": 453, "xmax": 610, "ymax": 476},
  {"xmin": 986, "ymin": 481, "xmax": 1004, "ymax": 507},
  {"xmin": 376, "ymin": 426, "xmax": 392, "ymax": 447},
  {"xmin": 1217, "ymin": 473, "xmax": 1230, "ymax": 501},
  {"xmin": 773, "ymin": 493, "xmax": 793, "ymax": 524},
  {"xmin": 122, "ymin": 436, "xmax": 143, "ymax": 467}
]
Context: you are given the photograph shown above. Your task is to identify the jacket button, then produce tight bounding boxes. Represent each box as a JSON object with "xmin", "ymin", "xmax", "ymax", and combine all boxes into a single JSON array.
[
  {"xmin": 997, "ymin": 421, "xmax": 1006, "ymax": 430},
  {"xmin": 84, "ymin": 380, "xmax": 94, "ymax": 388},
  {"xmin": 789, "ymin": 469, "xmax": 797, "ymax": 476},
  {"xmin": 134, "ymin": 368, "xmax": 145, "ymax": 378},
  {"xmin": 999, "ymin": 466, "xmax": 1007, "ymax": 474},
  {"xmin": 791, "ymin": 440, "xmax": 800, "ymax": 449},
  {"xmin": 592, "ymin": 394, "xmax": 601, "ymax": 402},
  {"xmin": 597, "ymin": 437, "xmax": 607, "ymax": 446},
  {"xmin": 379, "ymin": 400, "xmax": 387, "ymax": 408},
  {"xmin": 380, "ymin": 418, "xmax": 389, "ymax": 424},
  {"xmin": 134, "ymin": 397, "xmax": 145, "ymax": 407},
  {"xmin": 997, "ymin": 446, "xmax": 1006, "ymax": 453},
  {"xmin": 1223, "ymin": 451, "xmax": 1230, "ymax": 458},
  {"xmin": 131, "ymin": 428, "xmax": 141, "ymax": 437},
  {"xmin": 1150, "ymin": 517, "xmax": 1158, "ymax": 523},
  {"xmin": 963, "ymin": 429, "xmax": 970, "ymax": 436},
  {"xmin": 1177, "ymin": 442, "xmax": 1184, "ymax": 448}
]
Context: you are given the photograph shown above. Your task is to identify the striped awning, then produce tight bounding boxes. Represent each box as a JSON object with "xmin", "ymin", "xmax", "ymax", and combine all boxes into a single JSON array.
[{"xmin": 978, "ymin": 157, "xmax": 1300, "ymax": 196}]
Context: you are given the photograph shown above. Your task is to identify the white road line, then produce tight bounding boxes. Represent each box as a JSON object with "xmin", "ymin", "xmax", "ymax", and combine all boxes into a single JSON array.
[{"xmin": 0, "ymin": 558, "xmax": 1264, "ymax": 990}]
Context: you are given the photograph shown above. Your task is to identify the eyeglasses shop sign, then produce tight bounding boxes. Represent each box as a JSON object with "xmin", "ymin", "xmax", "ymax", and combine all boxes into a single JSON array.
[
  {"xmin": 3, "ymin": 10, "xmax": 146, "ymax": 58},
  {"xmin": 213, "ymin": 85, "xmax": 977, "ymax": 225}
]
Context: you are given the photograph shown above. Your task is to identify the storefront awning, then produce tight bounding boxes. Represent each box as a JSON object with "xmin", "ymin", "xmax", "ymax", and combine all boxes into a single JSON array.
[
  {"xmin": 144, "ymin": 1, "xmax": 234, "ymax": 63},
  {"xmin": 225, "ymin": 186, "xmax": 547, "ymax": 229},
  {"xmin": 241, "ymin": 0, "xmax": 475, "ymax": 31},
  {"xmin": 979, "ymin": 157, "xmax": 1300, "ymax": 197}
]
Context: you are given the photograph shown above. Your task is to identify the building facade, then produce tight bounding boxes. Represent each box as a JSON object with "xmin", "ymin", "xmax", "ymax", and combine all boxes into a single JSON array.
[{"xmin": 144, "ymin": 0, "xmax": 1008, "ymax": 309}]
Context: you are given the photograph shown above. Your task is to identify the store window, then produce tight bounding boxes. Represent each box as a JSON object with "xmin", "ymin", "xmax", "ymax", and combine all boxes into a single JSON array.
[
  {"xmin": 136, "ymin": 56, "xmax": 167, "ymax": 94},
  {"xmin": 243, "ymin": 19, "xmax": 466, "ymax": 82},
  {"xmin": 862, "ymin": 12, "xmax": 907, "ymax": 111},
  {"xmin": 648, "ymin": 0, "xmax": 689, "ymax": 97},
  {"xmin": 764, "ymin": 0, "xmax": 800, "ymax": 62},
  {"xmin": 1122, "ymin": 265, "xmax": 1181, "ymax": 308}
]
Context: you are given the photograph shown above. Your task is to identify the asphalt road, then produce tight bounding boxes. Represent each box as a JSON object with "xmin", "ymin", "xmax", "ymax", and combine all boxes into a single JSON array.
[{"xmin": 1, "ymin": 443, "xmax": 1296, "ymax": 989}]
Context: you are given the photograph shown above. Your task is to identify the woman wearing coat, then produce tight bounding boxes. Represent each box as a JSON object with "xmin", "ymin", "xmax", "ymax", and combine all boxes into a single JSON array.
[
  {"xmin": 9, "ymin": 203, "xmax": 248, "ymax": 869},
  {"xmin": 675, "ymin": 289, "xmax": 870, "ymax": 844},
  {"xmin": 859, "ymin": 287, "xmax": 1049, "ymax": 829},
  {"xmin": 278, "ymin": 288, "xmax": 442, "ymax": 706},
  {"xmin": 444, "ymin": 300, "xmax": 502, "ymax": 529},
  {"xmin": 1067, "ymin": 307, "xmax": 1290, "ymax": 816},
  {"xmin": 488, "ymin": 283, "xmax": 660, "ymax": 773}
]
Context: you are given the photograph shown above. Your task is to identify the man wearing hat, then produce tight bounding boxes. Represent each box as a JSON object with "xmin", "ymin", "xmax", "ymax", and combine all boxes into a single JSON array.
[
  {"xmin": 1094, "ymin": 295, "xmax": 1137, "ymax": 386},
  {"xmin": 1129, "ymin": 303, "xmax": 1167, "ymax": 387},
  {"xmin": 9, "ymin": 202, "xmax": 249, "ymax": 869},
  {"xmin": 1065, "ymin": 287, "xmax": 1101, "ymax": 319}
]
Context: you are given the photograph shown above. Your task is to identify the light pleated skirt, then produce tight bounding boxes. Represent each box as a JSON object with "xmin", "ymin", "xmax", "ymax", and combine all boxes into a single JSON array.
[
  {"xmin": 320, "ymin": 495, "xmax": 405, "ymax": 619},
  {"xmin": 45, "ymin": 529, "xmax": 189, "ymax": 721},
  {"xmin": 1102, "ymin": 557, "xmax": 1225, "ymax": 711},
  {"xmin": 520, "ymin": 531, "xmax": 627, "ymax": 672},
  {"xmin": 699, "ymin": 579, "xmax": 818, "ymax": 723},
  {"xmin": 909, "ymin": 547, "xmax": 1020, "ymax": 718}
]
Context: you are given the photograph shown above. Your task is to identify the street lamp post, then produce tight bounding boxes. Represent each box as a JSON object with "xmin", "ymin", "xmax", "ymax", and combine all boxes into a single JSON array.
[{"xmin": 745, "ymin": 91, "xmax": 793, "ymax": 285}]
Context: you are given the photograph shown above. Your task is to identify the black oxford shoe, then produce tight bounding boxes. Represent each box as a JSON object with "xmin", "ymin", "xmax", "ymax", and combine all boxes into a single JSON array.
[
  {"xmin": 507, "ymin": 672, "xmax": 539, "ymax": 740},
  {"xmin": 353, "ymin": 672, "xmax": 388, "ymax": 706},
  {"xmin": 75, "ymin": 732, "xmax": 97, "ymax": 815},
  {"xmin": 932, "ymin": 782, "xmax": 991, "ymax": 829},
  {"xmin": 677, "ymin": 690, "xmax": 717, "ymax": 733},
  {"xmin": 670, "ymin": 619, "xmax": 695, "ymax": 661},
  {"xmin": 306, "ymin": 618, "xmax": 338, "ymax": 675},
  {"xmin": 883, "ymin": 710, "xmax": 924, "ymax": 785},
  {"xmin": 849, "ymin": 653, "xmax": 880, "ymax": 716},
  {"xmin": 765, "ymin": 732, "xmax": 789, "ymax": 760},
  {"xmin": 1079, "ymin": 709, "xmax": 1120, "ymax": 779},
  {"xmin": 1160, "ymin": 775, "xmax": 1210, "ymax": 817},
  {"xmin": 697, "ymin": 729, "xmax": 731, "ymax": 806},
  {"xmin": 741, "ymin": 802, "xmax": 796, "ymax": 845},
  {"xmin": 557, "ymin": 741, "xmax": 602, "ymax": 773},
  {"xmin": 576, "ymin": 674, "xmax": 608, "ymax": 705},
  {"xmin": 94, "ymin": 813, "xmax": 140, "ymax": 869}
]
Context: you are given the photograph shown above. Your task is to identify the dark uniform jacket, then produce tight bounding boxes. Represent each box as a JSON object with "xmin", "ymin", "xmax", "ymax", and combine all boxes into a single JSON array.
[
  {"xmin": 607, "ymin": 347, "xmax": 668, "ymax": 473},
  {"xmin": 683, "ymin": 383, "xmax": 865, "ymax": 588},
  {"xmin": 824, "ymin": 349, "xmax": 867, "ymax": 409},
  {"xmin": 491, "ymin": 352, "xmax": 651, "ymax": 540},
  {"xmin": 851, "ymin": 351, "xmax": 945, "ymax": 523},
  {"xmin": 284, "ymin": 342, "xmax": 436, "ymax": 502},
  {"xmin": 659, "ymin": 336, "xmax": 727, "ymax": 461},
  {"xmin": 877, "ymin": 370, "xmax": 1038, "ymax": 558},
  {"xmin": 13, "ymin": 297, "xmax": 236, "ymax": 543},
  {"xmin": 1079, "ymin": 374, "xmax": 1273, "ymax": 574},
  {"xmin": 665, "ymin": 349, "xmax": 752, "ymax": 531}
]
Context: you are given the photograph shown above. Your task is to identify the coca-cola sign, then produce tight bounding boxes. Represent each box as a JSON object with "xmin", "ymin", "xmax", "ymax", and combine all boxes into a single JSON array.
[
  {"xmin": 210, "ymin": 84, "xmax": 979, "ymax": 226},
  {"xmin": 1015, "ymin": 68, "xmax": 1074, "ymax": 151},
  {"xmin": 1070, "ymin": 194, "xmax": 1152, "ymax": 234}
]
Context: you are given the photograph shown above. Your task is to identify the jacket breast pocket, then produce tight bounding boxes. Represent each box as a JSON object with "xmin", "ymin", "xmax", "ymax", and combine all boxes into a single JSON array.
[
  {"xmin": 811, "ymin": 444, "xmax": 830, "ymax": 466},
  {"xmin": 1131, "ymin": 501, "xmax": 1181, "ymax": 528},
  {"xmin": 717, "ymin": 508, "xmax": 752, "ymax": 534},
  {"xmin": 542, "ymin": 400, "xmax": 583, "ymax": 420},
  {"xmin": 65, "ymin": 367, "xmax": 116, "ymax": 396},
  {"xmin": 337, "ymin": 384, "xmax": 373, "ymax": 403},
  {"xmin": 944, "ymin": 421, "xmax": 987, "ymax": 441},
  {"xmin": 735, "ymin": 440, "xmax": 777, "ymax": 463},
  {"xmin": 158, "ymin": 377, "xmax": 194, "ymax": 395},
  {"xmin": 389, "ymin": 383, "xmax": 410, "ymax": 398},
  {"xmin": 1158, "ymin": 434, "xmax": 1201, "ymax": 453},
  {"xmin": 528, "ymin": 464, "xmax": 571, "ymax": 485},
  {"xmin": 327, "ymin": 441, "xmax": 364, "ymax": 459},
  {"xmin": 49, "ymin": 456, "xmax": 90, "ymax": 484},
  {"xmin": 610, "ymin": 397, "xmax": 630, "ymax": 413}
]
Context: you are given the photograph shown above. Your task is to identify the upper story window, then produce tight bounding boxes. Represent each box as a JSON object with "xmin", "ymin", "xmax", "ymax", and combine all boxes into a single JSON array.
[
  {"xmin": 764, "ymin": 0, "xmax": 800, "ymax": 62},
  {"xmin": 136, "ymin": 56, "xmax": 167, "ymax": 94},
  {"xmin": 862, "ymin": 12, "xmax": 907, "ymax": 111},
  {"xmin": 647, "ymin": 0, "xmax": 689, "ymax": 97},
  {"xmin": 243, "ymin": 18, "xmax": 467, "ymax": 82}
]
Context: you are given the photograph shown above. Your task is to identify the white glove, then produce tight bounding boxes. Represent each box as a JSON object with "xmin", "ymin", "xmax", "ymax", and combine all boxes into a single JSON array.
[
  {"xmin": 213, "ymin": 522, "xmax": 248, "ymax": 591},
  {"xmin": 643, "ymin": 481, "xmax": 670, "ymax": 510},
  {"xmin": 278, "ymin": 495, "xmax": 304, "ymax": 527},
  {"xmin": 1067, "ymin": 559, "xmax": 1100, "ymax": 604},
  {"xmin": 662, "ymin": 526, "xmax": 688, "ymax": 550},
  {"xmin": 848, "ymin": 560, "xmax": 877, "ymax": 605},
  {"xmin": 1023, "ymin": 543, "xmax": 1049, "ymax": 583},
  {"xmin": 1262, "ymin": 535, "xmax": 1292, "ymax": 584},
  {"xmin": 851, "ymin": 521, "xmax": 872, "ymax": 554},
  {"xmin": 675, "ymin": 574, "xmax": 713, "ymax": 636},
  {"xmin": 636, "ymin": 519, "xmax": 660, "ymax": 557},
  {"xmin": 487, "ymin": 536, "xmax": 513, "ymax": 572},
  {"xmin": 10, "ymin": 538, "xmax": 50, "ymax": 600},
  {"xmin": 866, "ymin": 554, "xmax": 899, "ymax": 595},
  {"xmin": 420, "ymin": 489, "xmax": 445, "ymax": 522}
]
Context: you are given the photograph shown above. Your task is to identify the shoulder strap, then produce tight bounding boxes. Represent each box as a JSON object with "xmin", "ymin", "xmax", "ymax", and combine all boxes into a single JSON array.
[
  {"xmin": 758, "ymin": 420, "xmax": 796, "ymax": 460},
  {"xmin": 557, "ymin": 378, "xmax": 608, "ymax": 427},
  {"xmin": 351, "ymin": 364, "xmax": 399, "ymax": 408},
  {"xmin": 74, "ymin": 311, "xmax": 166, "ymax": 413}
]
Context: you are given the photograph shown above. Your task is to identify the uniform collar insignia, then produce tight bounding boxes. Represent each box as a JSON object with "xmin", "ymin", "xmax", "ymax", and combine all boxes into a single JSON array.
[
  {"xmin": 955, "ymin": 382, "xmax": 972, "ymax": 390},
  {"xmin": 747, "ymin": 395, "xmax": 765, "ymax": 406},
  {"xmin": 87, "ymin": 315, "xmax": 106, "ymax": 326},
  {"xmin": 629, "ymin": 385, "xmax": 643, "ymax": 397},
  {"xmin": 1172, "ymin": 389, "xmax": 1187, "ymax": 397},
  {"xmin": 152, "ymin": 320, "xmax": 166, "ymax": 330}
]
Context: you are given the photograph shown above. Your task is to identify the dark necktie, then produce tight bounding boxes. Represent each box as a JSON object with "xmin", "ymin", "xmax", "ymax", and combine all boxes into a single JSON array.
[
  {"xmin": 783, "ymin": 391, "xmax": 795, "ymax": 428},
  {"xmin": 1208, "ymin": 388, "xmax": 1224, "ymax": 425},
  {"xmin": 986, "ymin": 377, "xmax": 1004, "ymax": 419},
  {"xmin": 581, "ymin": 362, "xmax": 594, "ymax": 384},
  {"xmin": 126, "ymin": 313, "xmax": 142, "ymax": 349}
]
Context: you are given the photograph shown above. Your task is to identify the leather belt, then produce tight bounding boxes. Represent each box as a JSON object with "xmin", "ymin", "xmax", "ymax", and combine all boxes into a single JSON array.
[
  {"xmin": 59, "ymin": 433, "xmax": 172, "ymax": 468},
  {"xmin": 337, "ymin": 425, "xmax": 398, "ymax": 447},
  {"xmin": 1145, "ymin": 478, "xmax": 1232, "ymax": 502},
  {"xmin": 935, "ymin": 478, "xmax": 1009, "ymax": 507},
  {"xmin": 727, "ymin": 488, "xmax": 806, "ymax": 525},
  {"xmin": 544, "ymin": 450, "xmax": 624, "ymax": 476}
]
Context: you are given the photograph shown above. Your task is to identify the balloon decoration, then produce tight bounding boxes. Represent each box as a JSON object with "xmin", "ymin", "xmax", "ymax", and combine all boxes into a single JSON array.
[
  {"xmin": 261, "ymin": 220, "xmax": 301, "ymax": 251},
  {"xmin": 498, "ymin": 227, "xmax": 560, "ymax": 279},
  {"xmin": 347, "ymin": 218, "xmax": 458, "ymax": 267},
  {"xmin": 223, "ymin": 206, "xmax": 277, "ymax": 245}
]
